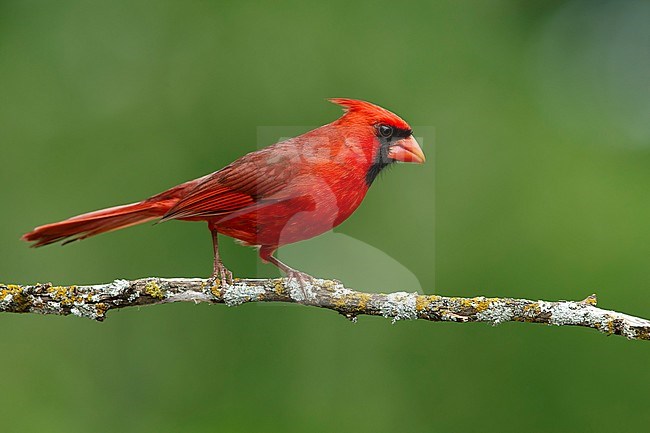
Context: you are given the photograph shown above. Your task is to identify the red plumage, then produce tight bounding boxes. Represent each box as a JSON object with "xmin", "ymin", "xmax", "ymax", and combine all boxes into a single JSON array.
[{"xmin": 22, "ymin": 99, "xmax": 425, "ymax": 282}]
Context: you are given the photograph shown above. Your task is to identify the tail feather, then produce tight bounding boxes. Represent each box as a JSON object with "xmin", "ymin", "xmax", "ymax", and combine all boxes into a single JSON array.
[{"xmin": 22, "ymin": 200, "xmax": 175, "ymax": 247}]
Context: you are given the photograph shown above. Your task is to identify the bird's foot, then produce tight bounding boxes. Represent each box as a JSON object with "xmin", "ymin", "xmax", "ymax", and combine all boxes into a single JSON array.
[
  {"xmin": 284, "ymin": 269, "xmax": 318, "ymax": 301},
  {"xmin": 208, "ymin": 262, "xmax": 234, "ymax": 289}
]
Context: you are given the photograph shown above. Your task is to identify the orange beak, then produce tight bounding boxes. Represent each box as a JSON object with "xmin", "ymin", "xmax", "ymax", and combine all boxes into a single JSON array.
[{"xmin": 387, "ymin": 136, "xmax": 426, "ymax": 164}]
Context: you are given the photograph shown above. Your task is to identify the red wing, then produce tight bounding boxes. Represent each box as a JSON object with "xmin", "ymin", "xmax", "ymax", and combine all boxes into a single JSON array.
[{"xmin": 161, "ymin": 145, "xmax": 300, "ymax": 221}]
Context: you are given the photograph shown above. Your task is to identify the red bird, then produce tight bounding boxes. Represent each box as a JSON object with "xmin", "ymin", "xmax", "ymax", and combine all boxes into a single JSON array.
[{"xmin": 22, "ymin": 99, "xmax": 425, "ymax": 283}]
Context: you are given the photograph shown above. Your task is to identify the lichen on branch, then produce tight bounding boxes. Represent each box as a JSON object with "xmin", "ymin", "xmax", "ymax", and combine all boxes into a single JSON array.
[{"xmin": 1, "ymin": 278, "xmax": 649, "ymax": 341}]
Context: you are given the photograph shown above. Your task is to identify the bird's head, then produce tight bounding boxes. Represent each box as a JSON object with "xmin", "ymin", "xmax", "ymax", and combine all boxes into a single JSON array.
[{"xmin": 329, "ymin": 98, "xmax": 425, "ymax": 185}]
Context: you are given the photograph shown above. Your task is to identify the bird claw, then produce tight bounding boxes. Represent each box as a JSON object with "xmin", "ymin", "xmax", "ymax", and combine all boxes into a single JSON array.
[
  {"xmin": 284, "ymin": 269, "xmax": 318, "ymax": 301},
  {"xmin": 287, "ymin": 269, "xmax": 315, "ymax": 284},
  {"xmin": 209, "ymin": 262, "xmax": 234, "ymax": 288}
]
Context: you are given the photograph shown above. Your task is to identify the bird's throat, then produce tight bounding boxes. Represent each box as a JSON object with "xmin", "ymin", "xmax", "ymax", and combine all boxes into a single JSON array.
[
  {"xmin": 365, "ymin": 140, "xmax": 394, "ymax": 186},
  {"xmin": 365, "ymin": 160, "xmax": 393, "ymax": 186}
]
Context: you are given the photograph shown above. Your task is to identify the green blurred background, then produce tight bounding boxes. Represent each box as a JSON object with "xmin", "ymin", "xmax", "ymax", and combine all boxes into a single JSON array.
[{"xmin": 1, "ymin": 0, "xmax": 649, "ymax": 432}]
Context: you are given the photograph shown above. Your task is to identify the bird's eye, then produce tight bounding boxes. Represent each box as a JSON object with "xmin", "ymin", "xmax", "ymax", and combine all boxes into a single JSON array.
[{"xmin": 378, "ymin": 125, "xmax": 393, "ymax": 138}]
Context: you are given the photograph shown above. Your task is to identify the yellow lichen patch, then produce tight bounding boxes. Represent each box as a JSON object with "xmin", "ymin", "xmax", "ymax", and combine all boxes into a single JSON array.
[
  {"xmin": 95, "ymin": 302, "xmax": 109, "ymax": 317},
  {"xmin": 451, "ymin": 297, "xmax": 472, "ymax": 309},
  {"xmin": 523, "ymin": 303, "xmax": 541, "ymax": 316},
  {"xmin": 210, "ymin": 282, "xmax": 221, "ymax": 297},
  {"xmin": 1, "ymin": 284, "xmax": 31, "ymax": 312},
  {"xmin": 273, "ymin": 280, "xmax": 284, "ymax": 296},
  {"xmin": 333, "ymin": 295, "xmax": 348, "ymax": 309},
  {"xmin": 47, "ymin": 285, "xmax": 83, "ymax": 306},
  {"xmin": 582, "ymin": 294, "xmax": 598, "ymax": 306},
  {"xmin": 322, "ymin": 280, "xmax": 339, "ymax": 292},
  {"xmin": 144, "ymin": 281, "xmax": 165, "ymax": 300},
  {"xmin": 513, "ymin": 303, "xmax": 540, "ymax": 322},
  {"xmin": 416, "ymin": 295, "xmax": 431, "ymax": 312},
  {"xmin": 456, "ymin": 297, "xmax": 479, "ymax": 310},
  {"xmin": 1, "ymin": 284, "xmax": 23, "ymax": 299},
  {"xmin": 84, "ymin": 292, "xmax": 101, "ymax": 303},
  {"xmin": 331, "ymin": 292, "xmax": 371, "ymax": 313},
  {"xmin": 356, "ymin": 293, "xmax": 371, "ymax": 311},
  {"xmin": 415, "ymin": 295, "xmax": 440, "ymax": 311},
  {"xmin": 471, "ymin": 297, "xmax": 494, "ymax": 313}
]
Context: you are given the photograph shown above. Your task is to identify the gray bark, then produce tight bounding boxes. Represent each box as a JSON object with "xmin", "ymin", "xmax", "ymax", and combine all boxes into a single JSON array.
[{"xmin": 2, "ymin": 278, "xmax": 649, "ymax": 341}]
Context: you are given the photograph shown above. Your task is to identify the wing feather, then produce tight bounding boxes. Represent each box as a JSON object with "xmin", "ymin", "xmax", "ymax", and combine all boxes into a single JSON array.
[{"xmin": 161, "ymin": 145, "xmax": 300, "ymax": 221}]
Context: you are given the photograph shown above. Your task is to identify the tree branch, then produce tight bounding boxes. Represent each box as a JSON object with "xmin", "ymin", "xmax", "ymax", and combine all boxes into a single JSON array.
[{"xmin": 1, "ymin": 277, "xmax": 648, "ymax": 340}]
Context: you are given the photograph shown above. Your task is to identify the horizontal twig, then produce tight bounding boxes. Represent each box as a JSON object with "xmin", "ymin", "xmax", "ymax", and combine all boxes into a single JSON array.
[{"xmin": 1, "ymin": 278, "xmax": 648, "ymax": 340}]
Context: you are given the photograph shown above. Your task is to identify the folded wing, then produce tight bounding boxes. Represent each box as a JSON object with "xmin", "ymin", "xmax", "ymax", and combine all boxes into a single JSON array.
[{"xmin": 161, "ymin": 145, "xmax": 300, "ymax": 221}]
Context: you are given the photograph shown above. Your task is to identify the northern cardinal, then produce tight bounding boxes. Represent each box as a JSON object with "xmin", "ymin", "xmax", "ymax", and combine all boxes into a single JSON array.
[{"xmin": 22, "ymin": 99, "xmax": 425, "ymax": 283}]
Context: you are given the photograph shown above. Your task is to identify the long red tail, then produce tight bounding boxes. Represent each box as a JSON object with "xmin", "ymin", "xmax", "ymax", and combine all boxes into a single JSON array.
[
  {"xmin": 22, "ymin": 177, "xmax": 206, "ymax": 247},
  {"xmin": 21, "ymin": 199, "xmax": 177, "ymax": 247}
]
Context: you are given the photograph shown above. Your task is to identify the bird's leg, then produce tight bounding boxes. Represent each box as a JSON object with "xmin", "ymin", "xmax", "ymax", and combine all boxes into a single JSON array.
[
  {"xmin": 209, "ymin": 225, "xmax": 233, "ymax": 286},
  {"xmin": 266, "ymin": 255, "xmax": 316, "ymax": 284},
  {"xmin": 259, "ymin": 246, "xmax": 316, "ymax": 296}
]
